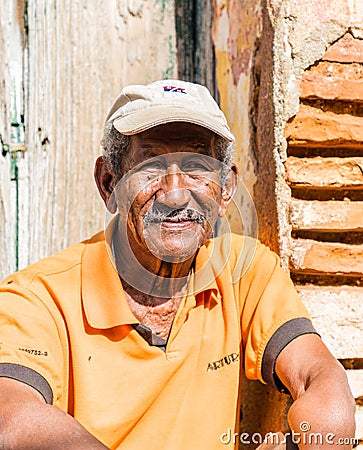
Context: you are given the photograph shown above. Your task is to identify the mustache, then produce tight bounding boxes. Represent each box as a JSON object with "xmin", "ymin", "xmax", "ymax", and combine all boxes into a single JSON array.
[{"xmin": 143, "ymin": 207, "xmax": 206, "ymax": 226}]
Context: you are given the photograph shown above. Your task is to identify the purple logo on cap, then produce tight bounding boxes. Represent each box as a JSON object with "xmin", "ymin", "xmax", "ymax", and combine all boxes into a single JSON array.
[{"xmin": 163, "ymin": 85, "xmax": 187, "ymax": 94}]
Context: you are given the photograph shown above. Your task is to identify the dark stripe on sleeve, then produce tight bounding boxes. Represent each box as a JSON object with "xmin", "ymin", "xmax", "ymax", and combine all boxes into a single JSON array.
[
  {"xmin": 261, "ymin": 318, "xmax": 320, "ymax": 392},
  {"xmin": 0, "ymin": 363, "xmax": 53, "ymax": 404}
]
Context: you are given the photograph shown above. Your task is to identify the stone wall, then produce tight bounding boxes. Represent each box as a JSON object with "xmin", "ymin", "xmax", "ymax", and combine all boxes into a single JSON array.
[
  {"xmin": 252, "ymin": 0, "xmax": 363, "ymax": 447},
  {"xmin": 286, "ymin": 31, "xmax": 363, "ymax": 448},
  {"xmin": 211, "ymin": 1, "xmax": 362, "ymax": 447}
]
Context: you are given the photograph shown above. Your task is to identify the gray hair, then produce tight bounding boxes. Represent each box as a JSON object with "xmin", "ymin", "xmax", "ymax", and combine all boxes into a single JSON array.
[{"xmin": 101, "ymin": 124, "xmax": 234, "ymax": 183}]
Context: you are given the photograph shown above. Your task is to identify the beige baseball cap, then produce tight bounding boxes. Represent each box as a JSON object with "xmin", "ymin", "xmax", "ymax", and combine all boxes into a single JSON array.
[{"xmin": 105, "ymin": 79, "xmax": 234, "ymax": 142}]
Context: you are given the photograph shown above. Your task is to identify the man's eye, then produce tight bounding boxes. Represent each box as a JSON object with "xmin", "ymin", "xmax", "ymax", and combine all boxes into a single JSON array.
[
  {"xmin": 182, "ymin": 161, "xmax": 209, "ymax": 172},
  {"xmin": 139, "ymin": 161, "xmax": 165, "ymax": 171}
]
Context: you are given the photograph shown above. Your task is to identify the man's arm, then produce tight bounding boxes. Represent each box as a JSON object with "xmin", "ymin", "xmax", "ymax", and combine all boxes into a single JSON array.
[
  {"xmin": 275, "ymin": 334, "xmax": 356, "ymax": 449},
  {"xmin": 0, "ymin": 378, "xmax": 109, "ymax": 449}
]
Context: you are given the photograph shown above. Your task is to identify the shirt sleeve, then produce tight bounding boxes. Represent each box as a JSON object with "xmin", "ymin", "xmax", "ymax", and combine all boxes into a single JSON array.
[
  {"xmin": 0, "ymin": 280, "xmax": 67, "ymax": 407},
  {"xmin": 237, "ymin": 241, "xmax": 319, "ymax": 390}
]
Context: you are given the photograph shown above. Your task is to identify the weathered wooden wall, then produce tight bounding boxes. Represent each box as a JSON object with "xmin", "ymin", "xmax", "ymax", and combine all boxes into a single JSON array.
[
  {"xmin": 0, "ymin": 2, "xmax": 24, "ymax": 277},
  {"xmin": 175, "ymin": 0, "xmax": 218, "ymax": 98},
  {"xmin": 0, "ymin": 0, "xmax": 176, "ymax": 279}
]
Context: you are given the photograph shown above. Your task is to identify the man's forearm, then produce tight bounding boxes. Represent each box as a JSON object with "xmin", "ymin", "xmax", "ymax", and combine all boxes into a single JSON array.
[
  {"xmin": 0, "ymin": 399, "xmax": 109, "ymax": 450},
  {"xmin": 275, "ymin": 334, "xmax": 356, "ymax": 450},
  {"xmin": 287, "ymin": 365, "xmax": 356, "ymax": 449},
  {"xmin": 0, "ymin": 377, "xmax": 109, "ymax": 449}
]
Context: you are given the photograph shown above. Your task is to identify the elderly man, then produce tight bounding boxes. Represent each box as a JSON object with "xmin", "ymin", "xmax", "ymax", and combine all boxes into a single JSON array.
[{"xmin": 0, "ymin": 80, "xmax": 355, "ymax": 449}]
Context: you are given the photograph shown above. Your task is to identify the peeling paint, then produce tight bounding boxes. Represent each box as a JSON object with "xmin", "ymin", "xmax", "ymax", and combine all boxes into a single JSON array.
[
  {"xmin": 127, "ymin": 0, "xmax": 145, "ymax": 16},
  {"xmin": 226, "ymin": 0, "xmax": 255, "ymax": 84},
  {"xmin": 163, "ymin": 34, "xmax": 177, "ymax": 78},
  {"xmin": 154, "ymin": 0, "xmax": 171, "ymax": 15},
  {"xmin": 212, "ymin": 0, "xmax": 261, "ymax": 234}
]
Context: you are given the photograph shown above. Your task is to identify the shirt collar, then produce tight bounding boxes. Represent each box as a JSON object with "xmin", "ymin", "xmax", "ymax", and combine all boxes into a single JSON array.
[
  {"xmin": 81, "ymin": 230, "xmax": 222, "ymax": 330},
  {"xmin": 192, "ymin": 240, "xmax": 220, "ymax": 296},
  {"xmin": 81, "ymin": 231, "xmax": 137, "ymax": 329}
]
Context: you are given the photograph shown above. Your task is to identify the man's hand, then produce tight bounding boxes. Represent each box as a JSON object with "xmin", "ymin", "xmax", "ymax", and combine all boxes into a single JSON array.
[
  {"xmin": 275, "ymin": 334, "xmax": 356, "ymax": 449},
  {"xmin": 0, "ymin": 377, "xmax": 109, "ymax": 449}
]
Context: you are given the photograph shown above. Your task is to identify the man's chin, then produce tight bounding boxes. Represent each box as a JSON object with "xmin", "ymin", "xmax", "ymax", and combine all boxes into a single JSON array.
[
  {"xmin": 150, "ymin": 247, "xmax": 197, "ymax": 263},
  {"xmin": 143, "ymin": 227, "xmax": 206, "ymax": 263}
]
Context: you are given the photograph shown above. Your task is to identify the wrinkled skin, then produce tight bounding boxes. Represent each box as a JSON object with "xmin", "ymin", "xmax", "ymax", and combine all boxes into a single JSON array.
[
  {"xmin": 95, "ymin": 123, "xmax": 236, "ymax": 279},
  {"xmin": 121, "ymin": 152, "xmax": 223, "ymax": 263}
]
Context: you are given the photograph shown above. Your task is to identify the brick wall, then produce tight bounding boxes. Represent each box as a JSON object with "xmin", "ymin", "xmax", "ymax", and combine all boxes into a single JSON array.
[{"xmin": 285, "ymin": 31, "xmax": 363, "ymax": 447}]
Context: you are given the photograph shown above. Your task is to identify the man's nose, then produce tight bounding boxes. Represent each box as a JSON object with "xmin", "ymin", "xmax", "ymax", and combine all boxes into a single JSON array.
[{"xmin": 157, "ymin": 164, "xmax": 191, "ymax": 209}]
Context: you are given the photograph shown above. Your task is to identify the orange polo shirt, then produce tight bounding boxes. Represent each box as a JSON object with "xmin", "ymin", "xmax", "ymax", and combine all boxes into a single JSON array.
[{"xmin": 0, "ymin": 231, "xmax": 316, "ymax": 449}]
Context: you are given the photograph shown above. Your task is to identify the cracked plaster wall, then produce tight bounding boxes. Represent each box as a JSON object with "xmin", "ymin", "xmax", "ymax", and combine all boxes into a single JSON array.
[{"xmin": 213, "ymin": 0, "xmax": 363, "ymax": 447}]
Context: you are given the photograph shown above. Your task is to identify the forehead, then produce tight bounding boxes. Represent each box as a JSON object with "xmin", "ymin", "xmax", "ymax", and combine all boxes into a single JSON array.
[
  {"xmin": 122, "ymin": 123, "xmax": 219, "ymax": 172},
  {"xmin": 133, "ymin": 123, "xmax": 215, "ymax": 146}
]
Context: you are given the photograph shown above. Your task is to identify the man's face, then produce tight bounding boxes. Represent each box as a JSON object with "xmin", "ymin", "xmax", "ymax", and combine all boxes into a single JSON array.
[{"xmin": 112, "ymin": 123, "xmax": 231, "ymax": 262}]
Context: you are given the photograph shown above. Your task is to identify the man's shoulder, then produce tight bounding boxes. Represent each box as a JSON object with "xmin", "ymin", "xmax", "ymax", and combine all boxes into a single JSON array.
[
  {"xmin": 1, "ymin": 230, "xmax": 105, "ymax": 289},
  {"xmin": 205, "ymin": 233, "xmax": 280, "ymax": 281},
  {"xmin": 206, "ymin": 233, "xmax": 260, "ymax": 263}
]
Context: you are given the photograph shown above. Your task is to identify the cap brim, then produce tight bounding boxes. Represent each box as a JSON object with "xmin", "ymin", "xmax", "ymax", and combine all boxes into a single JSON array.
[{"xmin": 110, "ymin": 105, "xmax": 235, "ymax": 142}]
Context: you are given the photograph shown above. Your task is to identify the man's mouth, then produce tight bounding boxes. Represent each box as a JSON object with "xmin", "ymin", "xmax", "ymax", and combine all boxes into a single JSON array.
[{"xmin": 143, "ymin": 208, "xmax": 206, "ymax": 227}]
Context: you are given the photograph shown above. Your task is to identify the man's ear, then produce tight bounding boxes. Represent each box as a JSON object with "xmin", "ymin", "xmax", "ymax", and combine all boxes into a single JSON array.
[
  {"xmin": 94, "ymin": 156, "xmax": 117, "ymax": 213},
  {"xmin": 218, "ymin": 164, "xmax": 237, "ymax": 217}
]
